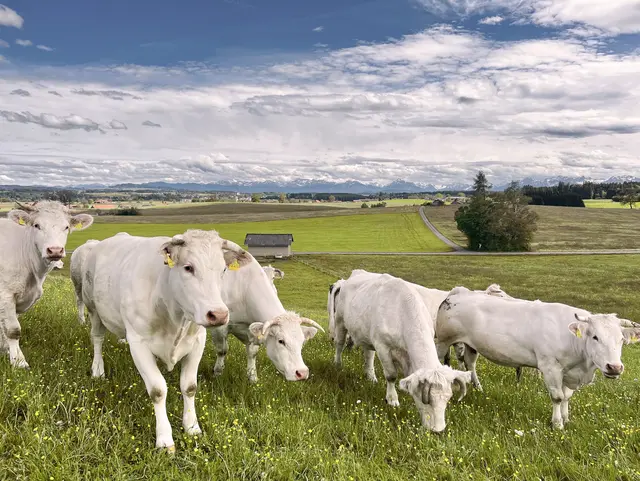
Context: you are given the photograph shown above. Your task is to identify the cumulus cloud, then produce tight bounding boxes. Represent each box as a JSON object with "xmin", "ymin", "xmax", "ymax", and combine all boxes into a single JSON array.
[
  {"xmin": 0, "ymin": 110, "xmax": 102, "ymax": 132},
  {"xmin": 71, "ymin": 88, "xmax": 142, "ymax": 100},
  {"xmin": 0, "ymin": 39, "xmax": 9, "ymax": 48},
  {"xmin": 1, "ymin": 24, "xmax": 640, "ymax": 187},
  {"xmin": 48, "ymin": 90, "xmax": 62, "ymax": 97},
  {"xmin": 10, "ymin": 88, "xmax": 30, "ymax": 97},
  {"xmin": 109, "ymin": 120, "xmax": 128, "ymax": 130},
  {"xmin": 0, "ymin": 4, "xmax": 23, "ymax": 28},
  {"xmin": 312, "ymin": 26, "xmax": 324, "ymax": 32},
  {"xmin": 16, "ymin": 39, "xmax": 32, "ymax": 47},
  {"xmin": 479, "ymin": 15, "xmax": 504, "ymax": 25},
  {"xmin": 36, "ymin": 44, "xmax": 54, "ymax": 52}
]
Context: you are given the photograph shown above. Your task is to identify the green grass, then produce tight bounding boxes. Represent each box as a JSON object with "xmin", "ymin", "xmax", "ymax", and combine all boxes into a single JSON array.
[
  {"xmin": 423, "ymin": 205, "xmax": 640, "ymax": 251},
  {"xmin": 66, "ymin": 212, "xmax": 451, "ymax": 253},
  {"xmin": 326, "ymin": 199, "xmax": 432, "ymax": 209},
  {"xmin": 584, "ymin": 199, "xmax": 627, "ymax": 209},
  {"xmin": 3, "ymin": 254, "xmax": 640, "ymax": 479}
]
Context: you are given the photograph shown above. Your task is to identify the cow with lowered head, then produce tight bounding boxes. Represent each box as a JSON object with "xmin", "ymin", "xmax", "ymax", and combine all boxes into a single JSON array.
[{"xmin": 0, "ymin": 201, "xmax": 93, "ymax": 368}]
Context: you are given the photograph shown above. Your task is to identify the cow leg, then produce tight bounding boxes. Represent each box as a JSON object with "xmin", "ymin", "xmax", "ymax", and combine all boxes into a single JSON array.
[
  {"xmin": 454, "ymin": 343, "xmax": 466, "ymax": 370},
  {"xmin": 210, "ymin": 326, "xmax": 228, "ymax": 377},
  {"xmin": 73, "ymin": 284, "xmax": 85, "ymax": 324},
  {"xmin": 333, "ymin": 323, "xmax": 348, "ymax": 368},
  {"xmin": 561, "ymin": 385, "xmax": 574, "ymax": 424},
  {"xmin": 127, "ymin": 340, "xmax": 174, "ymax": 450},
  {"xmin": 435, "ymin": 340, "xmax": 451, "ymax": 365},
  {"xmin": 462, "ymin": 345, "xmax": 483, "ymax": 391},
  {"xmin": 0, "ymin": 301, "xmax": 28, "ymax": 369},
  {"xmin": 443, "ymin": 348, "xmax": 451, "ymax": 366},
  {"xmin": 376, "ymin": 348, "xmax": 399, "ymax": 407},
  {"xmin": 540, "ymin": 366, "xmax": 565, "ymax": 429},
  {"xmin": 363, "ymin": 349, "xmax": 377, "ymax": 383},
  {"xmin": 89, "ymin": 311, "xmax": 106, "ymax": 378},
  {"xmin": 180, "ymin": 329, "xmax": 206, "ymax": 436},
  {"xmin": 246, "ymin": 343, "xmax": 260, "ymax": 383}
]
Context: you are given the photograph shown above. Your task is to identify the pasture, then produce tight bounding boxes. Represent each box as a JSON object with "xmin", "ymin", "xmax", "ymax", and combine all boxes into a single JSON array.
[
  {"xmin": 583, "ymin": 199, "xmax": 627, "ymax": 209},
  {"xmin": 423, "ymin": 205, "xmax": 640, "ymax": 251},
  {"xmin": 2, "ymin": 254, "xmax": 640, "ymax": 480},
  {"xmin": 64, "ymin": 211, "xmax": 451, "ymax": 253}
]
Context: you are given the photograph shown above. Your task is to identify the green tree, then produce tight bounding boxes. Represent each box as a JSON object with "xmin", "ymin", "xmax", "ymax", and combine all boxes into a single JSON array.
[
  {"xmin": 620, "ymin": 191, "xmax": 639, "ymax": 209},
  {"xmin": 328, "ymin": 195, "xmax": 336, "ymax": 203},
  {"xmin": 278, "ymin": 193, "xmax": 287, "ymax": 203},
  {"xmin": 251, "ymin": 193, "xmax": 262, "ymax": 203},
  {"xmin": 473, "ymin": 171, "xmax": 491, "ymax": 198}
]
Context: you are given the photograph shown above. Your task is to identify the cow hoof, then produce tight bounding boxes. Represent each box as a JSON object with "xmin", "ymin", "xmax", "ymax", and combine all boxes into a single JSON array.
[
  {"xmin": 248, "ymin": 376, "xmax": 258, "ymax": 384},
  {"xmin": 385, "ymin": 398, "xmax": 400, "ymax": 407},
  {"xmin": 213, "ymin": 366, "xmax": 224, "ymax": 377},
  {"xmin": 366, "ymin": 374, "xmax": 378, "ymax": 383},
  {"xmin": 12, "ymin": 360, "xmax": 30, "ymax": 370},
  {"xmin": 552, "ymin": 422, "xmax": 564, "ymax": 430},
  {"xmin": 163, "ymin": 445, "xmax": 176, "ymax": 455},
  {"xmin": 185, "ymin": 424, "xmax": 202, "ymax": 436}
]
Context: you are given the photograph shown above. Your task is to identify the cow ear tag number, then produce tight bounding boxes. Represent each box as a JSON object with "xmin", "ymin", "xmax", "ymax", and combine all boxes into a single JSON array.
[
  {"xmin": 228, "ymin": 259, "xmax": 240, "ymax": 271},
  {"xmin": 164, "ymin": 252, "xmax": 175, "ymax": 268}
]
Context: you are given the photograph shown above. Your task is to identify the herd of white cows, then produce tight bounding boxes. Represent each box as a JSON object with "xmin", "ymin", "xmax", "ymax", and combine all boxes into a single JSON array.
[{"xmin": 2, "ymin": 200, "xmax": 640, "ymax": 453}]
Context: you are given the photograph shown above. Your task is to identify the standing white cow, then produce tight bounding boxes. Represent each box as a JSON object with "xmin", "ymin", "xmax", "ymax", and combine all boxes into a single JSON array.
[
  {"xmin": 435, "ymin": 286, "xmax": 640, "ymax": 429},
  {"xmin": 80, "ymin": 229, "xmax": 251, "ymax": 451},
  {"xmin": 262, "ymin": 265, "xmax": 285, "ymax": 293},
  {"xmin": 210, "ymin": 253, "xmax": 322, "ymax": 383},
  {"xmin": 70, "ymin": 239, "xmax": 100, "ymax": 324},
  {"xmin": 332, "ymin": 271, "xmax": 472, "ymax": 432},
  {"xmin": 0, "ymin": 201, "xmax": 93, "ymax": 368}
]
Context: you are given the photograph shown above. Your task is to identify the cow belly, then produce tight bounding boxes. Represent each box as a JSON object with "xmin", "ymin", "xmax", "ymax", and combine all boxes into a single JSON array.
[{"xmin": 464, "ymin": 332, "xmax": 538, "ymax": 368}]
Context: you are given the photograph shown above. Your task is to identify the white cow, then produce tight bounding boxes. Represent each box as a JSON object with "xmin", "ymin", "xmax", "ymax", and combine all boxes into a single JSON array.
[
  {"xmin": 210, "ymin": 253, "xmax": 322, "ymax": 383},
  {"xmin": 70, "ymin": 239, "xmax": 100, "ymax": 324},
  {"xmin": 262, "ymin": 265, "xmax": 285, "ymax": 293},
  {"xmin": 435, "ymin": 286, "xmax": 640, "ymax": 429},
  {"xmin": 328, "ymin": 270, "xmax": 511, "ymax": 382},
  {"xmin": 332, "ymin": 270, "xmax": 472, "ymax": 432},
  {"xmin": 80, "ymin": 229, "xmax": 251, "ymax": 451},
  {"xmin": 0, "ymin": 201, "xmax": 93, "ymax": 368}
]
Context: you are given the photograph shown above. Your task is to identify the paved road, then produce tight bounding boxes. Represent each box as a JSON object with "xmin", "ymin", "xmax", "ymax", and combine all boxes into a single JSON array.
[{"xmin": 418, "ymin": 206, "xmax": 465, "ymax": 251}]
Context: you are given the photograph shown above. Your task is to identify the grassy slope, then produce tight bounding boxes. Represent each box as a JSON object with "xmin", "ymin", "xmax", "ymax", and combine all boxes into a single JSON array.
[
  {"xmin": 66, "ymin": 212, "xmax": 451, "ymax": 253},
  {"xmin": 423, "ymin": 205, "xmax": 640, "ymax": 251},
  {"xmin": 583, "ymin": 199, "xmax": 627, "ymax": 209},
  {"xmin": 2, "ymin": 255, "xmax": 640, "ymax": 479}
]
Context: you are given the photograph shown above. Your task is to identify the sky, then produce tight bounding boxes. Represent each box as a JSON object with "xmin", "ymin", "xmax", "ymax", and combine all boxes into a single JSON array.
[{"xmin": 1, "ymin": 0, "xmax": 640, "ymax": 188}]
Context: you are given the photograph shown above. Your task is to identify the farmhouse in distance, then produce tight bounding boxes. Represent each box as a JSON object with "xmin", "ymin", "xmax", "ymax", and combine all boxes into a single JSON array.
[{"xmin": 244, "ymin": 233, "xmax": 294, "ymax": 258}]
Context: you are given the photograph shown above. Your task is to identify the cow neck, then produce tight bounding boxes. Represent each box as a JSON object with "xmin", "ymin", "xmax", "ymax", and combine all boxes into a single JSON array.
[
  {"xmin": 20, "ymin": 228, "xmax": 51, "ymax": 282},
  {"xmin": 152, "ymin": 268, "xmax": 184, "ymax": 327},
  {"xmin": 405, "ymin": 322, "xmax": 441, "ymax": 374}
]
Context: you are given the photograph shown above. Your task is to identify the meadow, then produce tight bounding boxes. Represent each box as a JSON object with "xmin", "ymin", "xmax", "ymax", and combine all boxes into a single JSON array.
[
  {"xmin": 65, "ymin": 210, "xmax": 451, "ymax": 253},
  {"xmin": 2, "ymin": 254, "xmax": 640, "ymax": 480},
  {"xmin": 423, "ymin": 205, "xmax": 640, "ymax": 251}
]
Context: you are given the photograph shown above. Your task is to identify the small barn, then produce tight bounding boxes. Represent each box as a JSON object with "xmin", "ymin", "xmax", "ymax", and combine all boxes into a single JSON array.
[
  {"xmin": 430, "ymin": 199, "xmax": 445, "ymax": 207},
  {"xmin": 244, "ymin": 233, "xmax": 294, "ymax": 258}
]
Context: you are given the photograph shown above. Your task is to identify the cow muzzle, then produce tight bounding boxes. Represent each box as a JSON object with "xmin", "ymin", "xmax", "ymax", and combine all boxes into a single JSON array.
[
  {"xmin": 603, "ymin": 363, "xmax": 624, "ymax": 378},
  {"xmin": 45, "ymin": 246, "xmax": 65, "ymax": 261},
  {"xmin": 205, "ymin": 309, "xmax": 229, "ymax": 327}
]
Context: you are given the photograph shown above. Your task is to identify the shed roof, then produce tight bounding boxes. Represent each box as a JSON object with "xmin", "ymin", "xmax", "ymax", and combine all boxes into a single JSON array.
[{"xmin": 244, "ymin": 233, "xmax": 294, "ymax": 247}]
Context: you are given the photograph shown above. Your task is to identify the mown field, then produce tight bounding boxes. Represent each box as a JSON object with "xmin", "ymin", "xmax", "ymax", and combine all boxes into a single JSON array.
[
  {"xmin": 2, "ymin": 254, "xmax": 640, "ymax": 480},
  {"xmin": 424, "ymin": 205, "xmax": 640, "ymax": 251},
  {"xmin": 65, "ymin": 211, "xmax": 450, "ymax": 253}
]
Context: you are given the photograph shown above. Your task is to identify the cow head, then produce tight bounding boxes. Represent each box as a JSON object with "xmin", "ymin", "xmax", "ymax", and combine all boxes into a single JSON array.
[
  {"xmin": 399, "ymin": 366, "xmax": 472, "ymax": 433},
  {"xmin": 569, "ymin": 313, "xmax": 640, "ymax": 379},
  {"xmin": 262, "ymin": 265, "xmax": 285, "ymax": 292},
  {"xmin": 248, "ymin": 312, "xmax": 324, "ymax": 381},
  {"xmin": 8, "ymin": 201, "xmax": 93, "ymax": 263},
  {"xmin": 160, "ymin": 230, "xmax": 251, "ymax": 328}
]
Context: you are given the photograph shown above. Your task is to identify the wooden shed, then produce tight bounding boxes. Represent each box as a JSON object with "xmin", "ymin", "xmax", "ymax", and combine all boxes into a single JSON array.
[{"xmin": 244, "ymin": 233, "xmax": 294, "ymax": 258}]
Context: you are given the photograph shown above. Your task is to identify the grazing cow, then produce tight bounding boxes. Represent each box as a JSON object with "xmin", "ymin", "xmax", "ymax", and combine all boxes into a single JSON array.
[
  {"xmin": 0, "ymin": 201, "xmax": 93, "ymax": 368},
  {"xmin": 70, "ymin": 239, "xmax": 100, "ymax": 324},
  {"xmin": 332, "ymin": 271, "xmax": 472, "ymax": 432},
  {"xmin": 210, "ymin": 253, "xmax": 322, "ymax": 383},
  {"xmin": 80, "ymin": 229, "xmax": 251, "ymax": 451},
  {"xmin": 435, "ymin": 286, "xmax": 640, "ymax": 429},
  {"xmin": 262, "ymin": 265, "xmax": 285, "ymax": 293}
]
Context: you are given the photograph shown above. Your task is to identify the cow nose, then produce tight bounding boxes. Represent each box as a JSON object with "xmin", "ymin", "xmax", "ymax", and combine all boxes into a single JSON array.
[
  {"xmin": 207, "ymin": 310, "xmax": 229, "ymax": 326},
  {"xmin": 295, "ymin": 368, "xmax": 309, "ymax": 380},
  {"xmin": 606, "ymin": 363, "xmax": 624, "ymax": 374},
  {"xmin": 46, "ymin": 247, "xmax": 65, "ymax": 259}
]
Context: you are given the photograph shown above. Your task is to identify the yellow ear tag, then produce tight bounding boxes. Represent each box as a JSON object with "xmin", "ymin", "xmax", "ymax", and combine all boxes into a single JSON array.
[
  {"xmin": 575, "ymin": 329, "xmax": 582, "ymax": 338},
  {"xmin": 228, "ymin": 259, "xmax": 240, "ymax": 271},
  {"xmin": 18, "ymin": 218, "xmax": 26, "ymax": 226},
  {"xmin": 631, "ymin": 335, "xmax": 638, "ymax": 342},
  {"xmin": 164, "ymin": 253, "xmax": 175, "ymax": 268},
  {"xmin": 74, "ymin": 222, "xmax": 83, "ymax": 230}
]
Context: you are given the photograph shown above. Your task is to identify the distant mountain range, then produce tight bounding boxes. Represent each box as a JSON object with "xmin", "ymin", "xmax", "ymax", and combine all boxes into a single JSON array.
[{"xmin": 4, "ymin": 175, "xmax": 639, "ymax": 194}]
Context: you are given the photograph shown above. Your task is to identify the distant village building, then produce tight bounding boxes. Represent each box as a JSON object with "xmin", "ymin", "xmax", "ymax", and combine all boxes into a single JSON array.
[
  {"xmin": 244, "ymin": 234, "xmax": 294, "ymax": 258},
  {"xmin": 430, "ymin": 199, "xmax": 445, "ymax": 207}
]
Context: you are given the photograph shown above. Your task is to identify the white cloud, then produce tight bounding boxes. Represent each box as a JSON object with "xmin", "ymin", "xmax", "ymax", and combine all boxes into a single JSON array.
[
  {"xmin": 16, "ymin": 39, "xmax": 32, "ymax": 47},
  {"xmin": 479, "ymin": 15, "xmax": 504, "ymax": 25},
  {"xmin": 313, "ymin": 26, "xmax": 324, "ymax": 32},
  {"xmin": 0, "ymin": 174, "xmax": 14, "ymax": 182},
  {"xmin": 0, "ymin": 39, "xmax": 9, "ymax": 48},
  {"xmin": 415, "ymin": 0, "xmax": 640, "ymax": 35},
  {"xmin": 36, "ymin": 44, "xmax": 54, "ymax": 52},
  {"xmin": 1, "ymin": 25, "xmax": 640, "ymax": 187},
  {"xmin": 0, "ymin": 4, "xmax": 23, "ymax": 28},
  {"xmin": 109, "ymin": 120, "xmax": 128, "ymax": 130}
]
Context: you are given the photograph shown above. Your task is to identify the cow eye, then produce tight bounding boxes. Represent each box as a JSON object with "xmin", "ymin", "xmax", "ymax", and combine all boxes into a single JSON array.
[
  {"xmin": 278, "ymin": 339, "xmax": 285, "ymax": 345},
  {"xmin": 592, "ymin": 336, "xmax": 599, "ymax": 341},
  {"xmin": 34, "ymin": 223, "xmax": 41, "ymax": 230},
  {"xmin": 64, "ymin": 225, "xmax": 70, "ymax": 231},
  {"xmin": 184, "ymin": 265, "xmax": 194, "ymax": 273}
]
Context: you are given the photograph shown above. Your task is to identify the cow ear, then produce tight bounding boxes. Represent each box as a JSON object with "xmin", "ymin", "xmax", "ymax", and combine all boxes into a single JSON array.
[
  {"xmin": 8, "ymin": 209, "xmax": 31, "ymax": 226},
  {"xmin": 223, "ymin": 249, "xmax": 252, "ymax": 270},
  {"xmin": 399, "ymin": 371, "xmax": 422, "ymax": 398},
  {"xmin": 274, "ymin": 269, "xmax": 284, "ymax": 279},
  {"xmin": 301, "ymin": 326, "xmax": 317, "ymax": 341},
  {"xmin": 622, "ymin": 328, "xmax": 640, "ymax": 345},
  {"xmin": 248, "ymin": 322, "xmax": 266, "ymax": 344},
  {"xmin": 70, "ymin": 214, "xmax": 94, "ymax": 231},
  {"xmin": 568, "ymin": 321, "xmax": 588, "ymax": 338}
]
